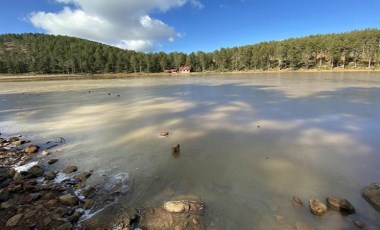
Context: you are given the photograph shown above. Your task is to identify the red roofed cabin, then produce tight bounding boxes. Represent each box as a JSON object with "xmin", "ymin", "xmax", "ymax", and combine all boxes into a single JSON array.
[{"xmin": 179, "ymin": 66, "xmax": 191, "ymax": 74}]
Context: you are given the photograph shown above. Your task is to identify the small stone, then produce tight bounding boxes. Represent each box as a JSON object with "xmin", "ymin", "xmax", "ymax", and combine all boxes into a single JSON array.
[
  {"xmin": 24, "ymin": 209, "xmax": 37, "ymax": 219},
  {"xmin": 326, "ymin": 196, "xmax": 355, "ymax": 214},
  {"xmin": 6, "ymin": 213, "xmax": 23, "ymax": 227},
  {"xmin": 25, "ymin": 145, "xmax": 39, "ymax": 154},
  {"xmin": 160, "ymin": 131, "xmax": 169, "ymax": 136},
  {"xmin": 70, "ymin": 210, "xmax": 84, "ymax": 223},
  {"xmin": 59, "ymin": 194, "xmax": 79, "ymax": 206},
  {"xmin": 27, "ymin": 165, "xmax": 44, "ymax": 178},
  {"xmin": 63, "ymin": 166, "xmax": 77, "ymax": 174},
  {"xmin": 309, "ymin": 199, "xmax": 328, "ymax": 216},
  {"xmin": 0, "ymin": 188, "xmax": 10, "ymax": 202},
  {"xmin": 75, "ymin": 182, "xmax": 86, "ymax": 189},
  {"xmin": 74, "ymin": 172, "xmax": 91, "ymax": 182},
  {"xmin": 54, "ymin": 207, "xmax": 68, "ymax": 218},
  {"xmin": 362, "ymin": 183, "xmax": 380, "ymax": 212},
  {"xmin": 83, "ymin": 186, "xmax": 96, "ymax": 197},
  {"xmin": 43, "ymin": 216, "xmax": 52, "ymax": 226},
  {"xmin": 8, "ymin": 137, "xmax": 19, "ymax": 142},
  {"xmin": 43, "ymin": 192, "xmax": 55, "ymax": 200},
  {"xmin": 13, "ymin": 140, "xmax": 23, "ymax": 146},
  {"xmin": 1, "ymin": 200, "xmax": 14, "ymax": 209},
  {"xmin": 41, "ymin": 150, "xmax": 50, "ymax": 156},
  {"xmin": 48, "ymin": 159, "xmax": 59, "ymax": 164},
  {"xmin": 353, "ymin": 220, "xmax": 364, "ymax": 229},
  {"xmin": 83, "ymin": 199, "xmax": 95, "ymax": 210},
  {"xmin": 163, "ymin": 201, "xmax": 190, "ymax": 213},
  {"xmin": 293, "ymin": 196, "xmax": 303, "ymax": 206},
  {"xmin": 45, "ymin": 171, "xmax": 57, "ymax": 180}
]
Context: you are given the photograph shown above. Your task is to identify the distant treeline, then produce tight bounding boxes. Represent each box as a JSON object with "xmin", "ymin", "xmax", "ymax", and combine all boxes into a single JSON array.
[{"xmin": 0, "ymin": 29, "xmax": 380, "ymax": 74}]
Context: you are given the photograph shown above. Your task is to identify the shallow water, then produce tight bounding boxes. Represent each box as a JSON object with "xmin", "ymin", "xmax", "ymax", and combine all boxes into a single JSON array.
[{"xmin": 1, "ymin": 72, "xmax": 380, "ymax": 229}]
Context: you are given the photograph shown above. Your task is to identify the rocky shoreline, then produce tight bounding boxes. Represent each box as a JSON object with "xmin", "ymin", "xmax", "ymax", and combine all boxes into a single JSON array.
[{"xmin": 0, "ymin": 133, "xmax": 206, "ymax": 230}]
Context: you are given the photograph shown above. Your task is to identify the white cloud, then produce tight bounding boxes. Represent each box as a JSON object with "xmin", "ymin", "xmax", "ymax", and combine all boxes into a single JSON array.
[{"xmin": 29, "ymin": 0, "xmax": 203, "ymax": 52}]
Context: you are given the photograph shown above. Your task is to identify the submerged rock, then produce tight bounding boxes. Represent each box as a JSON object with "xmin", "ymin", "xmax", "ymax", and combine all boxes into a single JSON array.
[
  {"xmin": 296, "ymin": 222, "xmax": 316, "ymax": 230},
  {"xmin": 326, "ymin": 196, "xmax": 355, "ymax": 214},
  {"xmin": 74, "ymin": 172, "xmax": 91, "ymax": 182},
  {"xmin": 309, "ymin": 199, "xmax": 328, "ymax": 216},
  {"xmin": 353, "ymin": 220, "xmax": 364, "ymax": 229},
  {"xmin": 45, "ymin": 171, "xmax": 57, "ymax": 180},
  {"xmin": 362, "ymin": 183, "xmax": 380, "ymax": 212},
  {"xmin": 293, "ymin": 196, "xmax": 303, "ymax": 206},
  {"xmin": 83, "ymin": 199, "xmax": 95, "ymax": 210},
  {"xmin": 63, "ymin": 166, "xmax": 77, "ymax": 174},
  {"xmin": 48, "ymin": 159, "xmax": 59, "ymax": 165}
]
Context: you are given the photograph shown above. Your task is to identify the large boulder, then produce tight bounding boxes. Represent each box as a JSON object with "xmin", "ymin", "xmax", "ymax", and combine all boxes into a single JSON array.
[
  {"xmin": 362, "ymin": 183, "xmax": 380, "ymax": 212},
  {"xmin": 326, "ymin": 196, "xmax": 355, "ymax": 214}
]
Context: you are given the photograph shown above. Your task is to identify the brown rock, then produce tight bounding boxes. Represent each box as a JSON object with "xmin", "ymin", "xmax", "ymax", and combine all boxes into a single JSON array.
[
  {"xmin": 24, "ymin": 193, "xmax": 41, "ymax": 203},
  {"xmin": 160, "ymin": 131, "xmax": 169, "ymax": 136},
  {"xmin": 48, "ymin": 159, "xmax": 59, "ymax": 165},
  {"xmin": 43, "ymin": 216, "xmax": 52, "ymax": 226},
  {"xmin": 6, "ymin": 213, "xmax": 23, "ymax": 227},
  {"xmin": 59, "ymin": 194, "xmax": 79, "ymax": 206},
  {"xmin": 309, "ymin": 199, "xmax": 328, "ymax": 216},
  {"xmin": 41, "ymin": 150, "xmax": 50, "ymax": 156},
  {"xmin": 74, "ymin": 172, "xmax": 91, "ymax": 182},
  {"xmin": 75, "ymin": 182, "xmax": 86, "ymax": 189},
  {"xmin": 1, "ymin": 200, "xmax": 14, "ymax": 209},
  {"xmin": 362, "ymin": 183, "xmax": 380, "ymax": 212},
  {"xmin": 326, "ymin": 196, "xmax": 355, "ymax": 214},
  {"xmin": 25, "ymin": 145, "xmax": 39, "ymax": 154},
  {"xmin": 63, "ymin": 166, "xmax": 77, "ymax": 174},
  {"xmin": 83, "ymin": 186, "xmax": 96, "ymax": 197}
]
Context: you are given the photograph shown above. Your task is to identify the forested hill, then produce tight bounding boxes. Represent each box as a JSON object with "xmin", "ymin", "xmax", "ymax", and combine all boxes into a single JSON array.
[{"xmin": 1, "ymin": 29, "xmax": 380, "ymax": 74}]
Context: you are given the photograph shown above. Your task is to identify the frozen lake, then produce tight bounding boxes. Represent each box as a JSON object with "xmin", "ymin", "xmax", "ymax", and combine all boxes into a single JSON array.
[{"xmin": 1, "ymin": 72, "xmax": 380, "ymax": 229}]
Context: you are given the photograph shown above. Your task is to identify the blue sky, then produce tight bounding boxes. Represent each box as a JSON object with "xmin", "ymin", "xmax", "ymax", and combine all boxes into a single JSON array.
[{"xmin": 1, "ymin": 0, "xmax": 379, "ymax": 53}]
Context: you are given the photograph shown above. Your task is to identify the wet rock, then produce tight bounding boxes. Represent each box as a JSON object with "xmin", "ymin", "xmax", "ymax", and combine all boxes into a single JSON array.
[
  {"xmin": 43, "ymin": 216, "xmax": 52, "ymax": 225},
  {"xmin": 24, "ymin": 193, "xmax": 41, "ymax": 203},
  {"xmin": 309, "ymin": 199, "xmax": 328, "ymax": 216},
  {"xmin": 74, "ymin": 172, "xmax": 91, "ymax": 182},
  {"xmin": 83, "ymin": 186, "xmax": 95, "ymax": 197},
  {"xmin": 63, "ymin": 166, "xmax": 77, "ymax": 174},
  {"xmin": 25, "ymin": 145, "xmax": 39, "ymax": 154},
  {"xmin": 27, "ymin": 165, "xmax": 44, "ymax": 178},
  {"xmin": 163, "ymin": 201, "xmax": 190, "ymax": 213},
  {"xmin": 59, "ymin": 194, "xmax": 79, "ymax": 206},
  {"xmin": 172, "ymin": 144, "xmax": 180, "ymax": 153},
  {"xmin": 6, "ymin": 213, "xmax": 23, "ymax": 227},
  {"xmin": 53, "ymin": 207, "xmax": 68, "ymax": 218},
  {"xmin": 69, "ymin": 210, "xmax": 84, "ymax": 223},
  {"xmin": 56, "ymin": 222, "xmax": 73, "ymax": 230},
  {"xmin": 45, "ymin": 171, "xmax": 57, "ymax": 180},
  {"xmin": 48, "ymin": 159, "xmax": 59, "ymax": 165},
  {"xmin": 83, "ymin": 199, "xmax": 95, "ymax": 210},
  {"xmin": 296, "ymin": 222, "xmax": 316, "ymax": 230},
  {"xmin": 0, "ymin": 188, "xmax": 10, "ymax": 201},
  {"xmin": 13, "ymin": 171, "xmax": 24, "ymax": 180},
  {"xmin": 293, "ymin": 196, "xmax": 303, "ymax": 206},
  {"xmin": 353, "ymin": 220, "xmax": 364, "ymax": 229},
  {"xmin": 326, "ymin": 196, "xmax": 355, "ymax": 214},
  {"xmin": 160, "ymin": 131, "xmax": 169, "ymax": 137},
  {"xmin": 0, "ymin": 167, "xmax": 10, "ymax": 182},
  {"xmin": 24, "ymin": 209, "xmax": 37, "ymax": 219},
  {"xmin": 43, "ymin": 192, "xmax": 55, "ymax": 200},
  {"xmin": 75, "ymin": 182, "xmax": 86, "ymax": 189},
  {"xmin": 1, "ymin": 200, "xmax": 14, "ymax": 209},
  {"xmin": 41, "ymin": 150, "xmax": 50, "ymax": 156},
  {"xmin": 362, "ymin": 183, "xmax": 380, "ymax": 212},
  {"xmin": 9, "ymin": 168, "xmax": 16, "ymax": 178}
]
